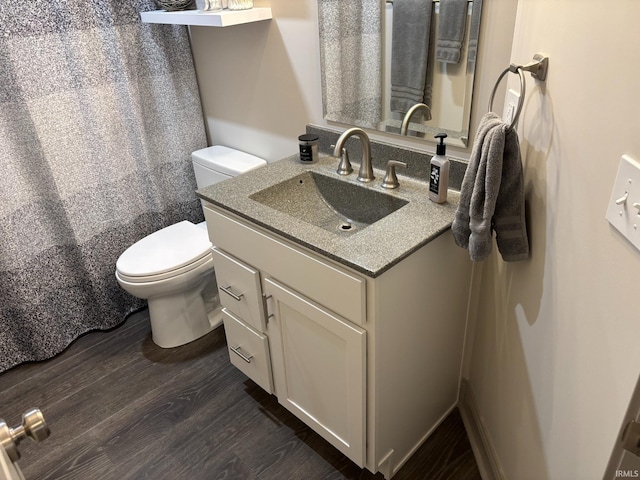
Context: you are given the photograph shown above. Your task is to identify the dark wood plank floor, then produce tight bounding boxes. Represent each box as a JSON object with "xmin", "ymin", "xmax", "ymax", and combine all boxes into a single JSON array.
[{"xmin": 0, "ymin": 309, "xmax": 481, "ymax": 480}]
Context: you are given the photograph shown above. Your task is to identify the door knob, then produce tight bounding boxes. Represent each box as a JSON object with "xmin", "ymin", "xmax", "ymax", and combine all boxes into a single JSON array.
[{"xmin": 0, "ymin": 408, "xmax": 50, "ymax": 462}]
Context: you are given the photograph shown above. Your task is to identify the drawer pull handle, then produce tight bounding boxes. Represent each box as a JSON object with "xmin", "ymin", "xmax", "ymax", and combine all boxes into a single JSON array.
[
  {"xmin": 220, "ymin": 285, "xmax": 244, "ymax": 301},
  {"xmin": 230, "ymin": 345, "xmax": 253, "ymax": 363}
]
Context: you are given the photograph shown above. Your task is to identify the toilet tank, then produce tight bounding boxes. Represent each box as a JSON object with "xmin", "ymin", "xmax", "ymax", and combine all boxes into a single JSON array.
[{"xmin": 191, "ymin": 146, "xmax": 267, "ymax": 189}]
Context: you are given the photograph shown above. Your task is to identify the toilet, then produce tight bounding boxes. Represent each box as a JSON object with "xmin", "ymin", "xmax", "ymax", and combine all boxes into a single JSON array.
[{"xmin": 115, "ymin": 146, "xmax": 266, "ymax": 348}]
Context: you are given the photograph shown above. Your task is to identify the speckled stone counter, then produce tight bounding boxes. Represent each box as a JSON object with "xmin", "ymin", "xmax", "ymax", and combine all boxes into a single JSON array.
[{"xmin": 196, "ymin": 154, "xmax": 460, "ymax": 278}]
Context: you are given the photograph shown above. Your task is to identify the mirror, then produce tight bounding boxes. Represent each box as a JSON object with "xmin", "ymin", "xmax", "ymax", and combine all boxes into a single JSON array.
[{"xmin": 318, "ymin": 0, "xmax": 482, "ymax": 148}]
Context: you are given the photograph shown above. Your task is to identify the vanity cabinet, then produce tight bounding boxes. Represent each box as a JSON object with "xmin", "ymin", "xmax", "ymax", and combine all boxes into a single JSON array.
[{"xmin": 203, "ymin": 203, "xmax": 471, "ymax": 479}]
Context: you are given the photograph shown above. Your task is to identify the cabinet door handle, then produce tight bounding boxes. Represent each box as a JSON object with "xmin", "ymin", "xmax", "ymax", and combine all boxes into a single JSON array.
[
  {"xmin": 220, "ymin": 285, "xmax": 244, "ymax": 301},
  {"xmin": 230, "ymin": 345, "xmax": 253, "ymax": 363},
  {"xmin": 263, "ymin": 294, "xmax": 274, "ymax": 323}
]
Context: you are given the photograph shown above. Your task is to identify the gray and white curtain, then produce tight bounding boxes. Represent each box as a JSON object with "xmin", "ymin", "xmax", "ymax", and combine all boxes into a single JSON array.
[
  {"xmin": 0, "ymin": 1, "xmax": 207, "ymax": 372},
  {"xmin": 318, "ymin": 0, "xmax": 382, "ymax": 130}
]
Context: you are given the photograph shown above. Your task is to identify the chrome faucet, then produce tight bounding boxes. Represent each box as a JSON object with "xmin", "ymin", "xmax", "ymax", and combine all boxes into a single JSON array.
[
  {"xmin": 400, "ymin": 103, "xmax": 431, "ymax": 136},
  {"xmin": 332, "ymin": 127, "xmax": 374, "ymax": 182}
]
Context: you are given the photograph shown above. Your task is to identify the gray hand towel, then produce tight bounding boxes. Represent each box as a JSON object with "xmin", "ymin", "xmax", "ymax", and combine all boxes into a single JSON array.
[
  {"xmin": 452, "ymin": 112, "xmax": 502, "ymax": 250},
  {"xmin": 452, "ymin": 112, "xmax": 529, "ymax": 262},
  {"xmin": 467, "ymin": 123, "xmax": 506, "ymax": 260},
  {"xmin": 493, "ymin": 124, "xmax": 529, "ymax": 261},
  {"xmin": 436, "ymin": 0, "xmax": 468, "ymax": 64},
  {"xmin": 467, "ymin": 0, "xmax": 482, "ymax": 65},
  {"xmin": 390, "ymin": 0, "xmax": 433, "ymax": 114}
]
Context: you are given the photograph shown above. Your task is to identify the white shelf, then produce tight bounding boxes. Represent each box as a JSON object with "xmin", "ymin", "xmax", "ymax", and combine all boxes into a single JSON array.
[{"xmin": 140, "ymin": 7, "xmax": 272, "ymax": 27}]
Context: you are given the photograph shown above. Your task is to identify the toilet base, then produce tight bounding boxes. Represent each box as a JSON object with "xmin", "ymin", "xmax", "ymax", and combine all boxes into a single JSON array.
[{"xmin": 147, "ymin": 278, "xmax": 222, "ymax": 348}]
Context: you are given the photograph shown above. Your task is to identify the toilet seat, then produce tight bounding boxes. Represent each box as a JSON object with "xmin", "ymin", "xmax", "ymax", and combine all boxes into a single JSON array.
[
  {"xmin": 116, "ymin": 221, "xmax": 212, "ymax": 283},
  {"xmin": 116, "ymin": 254, "xmax": 212, "ymax": 284}
]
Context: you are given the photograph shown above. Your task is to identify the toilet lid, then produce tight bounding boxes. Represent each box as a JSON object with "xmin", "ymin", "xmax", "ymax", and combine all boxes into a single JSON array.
[{"xmin": 116, "ymin": 221, "xmax": 212, "ymax": 277}]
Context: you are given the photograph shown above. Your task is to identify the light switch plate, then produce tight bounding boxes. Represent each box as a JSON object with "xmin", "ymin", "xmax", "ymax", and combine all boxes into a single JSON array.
[
  {"xmin": 503, "ymin": 89, "xmax": 520, "ymax": 125},
  {"xmin": 606, "ymin": 155, "xmax": 640, "ymax": 252}
]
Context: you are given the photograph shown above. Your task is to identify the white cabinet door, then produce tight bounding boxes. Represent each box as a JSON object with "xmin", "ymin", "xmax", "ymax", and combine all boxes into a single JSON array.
[{"xmin": 264, "ymin": 278, "xmax": 366, "ymax": 467}]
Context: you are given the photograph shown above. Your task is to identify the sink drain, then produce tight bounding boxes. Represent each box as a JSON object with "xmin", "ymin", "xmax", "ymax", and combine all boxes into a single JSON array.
[{"xmin": 338, "ymin": 222, "xmax": 354, "ymax": 232}]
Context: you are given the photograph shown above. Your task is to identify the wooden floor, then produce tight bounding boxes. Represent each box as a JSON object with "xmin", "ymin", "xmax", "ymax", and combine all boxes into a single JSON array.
[{"xmin": 0, "ymin": 309, "xmax": 481, "ymax": 480}]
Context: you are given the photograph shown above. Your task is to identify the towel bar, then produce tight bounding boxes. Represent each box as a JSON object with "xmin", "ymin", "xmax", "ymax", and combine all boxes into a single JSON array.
[{"xmin": 488, "ymin": 54, "xmax": 549, "ymax": 130}]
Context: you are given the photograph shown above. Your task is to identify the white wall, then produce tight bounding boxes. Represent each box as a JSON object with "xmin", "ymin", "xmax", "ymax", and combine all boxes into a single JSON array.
[
  {"xmin": 189, "ymin": 0, "xmax": 517, "ymax": 161},
  {"xmin": 467, "ymin": 1, "xmax": 640, "ymax": 478},
  {"xmin": 189, "ymin": 0, "xmax": 324, "ymax": 162}
]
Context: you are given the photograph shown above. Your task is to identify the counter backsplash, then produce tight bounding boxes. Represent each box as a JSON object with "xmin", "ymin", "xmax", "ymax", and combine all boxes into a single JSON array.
[{"xmin": 306, "ymin": 125, "xmax": 466, "ymax": 191}]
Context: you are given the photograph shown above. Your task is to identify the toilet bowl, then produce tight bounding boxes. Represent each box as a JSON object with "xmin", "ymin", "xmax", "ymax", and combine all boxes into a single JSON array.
[
  {"xmin": 116, "ymin": 221, "xmax": 219, "ymax": 348},
  {"xmin": 115, "ymin": 146, "xmax": 266, "ymax": 348}
]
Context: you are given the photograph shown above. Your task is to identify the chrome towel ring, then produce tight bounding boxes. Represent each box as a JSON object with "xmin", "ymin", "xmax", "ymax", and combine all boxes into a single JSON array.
[{"xmin": 488, "ymin": 54, "xmax": 549, "ymax": 130}]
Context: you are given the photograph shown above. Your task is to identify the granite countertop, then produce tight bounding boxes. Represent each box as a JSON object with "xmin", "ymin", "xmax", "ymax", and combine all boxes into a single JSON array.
[{"xmin": 196, "ymin": 154, "xmax": 460, "ymax": 278}]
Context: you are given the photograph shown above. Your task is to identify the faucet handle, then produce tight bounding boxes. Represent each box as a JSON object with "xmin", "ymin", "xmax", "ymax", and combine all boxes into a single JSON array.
[
  {"xmin": 337, "ymin": 148, "xmax": 353, "ymax": 176},
  {"xmin": 331, "ymin": 145, "xmax": 353, "ymax": 176},
  {"xmin": 381, "ymin": 160, "xmax": 407, "ymax": 189}
]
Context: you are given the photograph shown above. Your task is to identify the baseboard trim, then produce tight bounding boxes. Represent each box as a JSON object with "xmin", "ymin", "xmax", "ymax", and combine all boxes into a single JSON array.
[
  {"xmin": 458, "ymin": 379, "xmax": 505, "ymax": 480},
  {"xmin": 390, "ymin": 402, "xmax": 458, "ymax": 477}
]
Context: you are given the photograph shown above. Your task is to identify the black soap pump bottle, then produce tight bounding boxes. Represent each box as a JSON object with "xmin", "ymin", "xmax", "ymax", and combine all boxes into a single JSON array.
[{"xmin": 429, "ymin": 133, "xmax": 450, "ymax": 203}]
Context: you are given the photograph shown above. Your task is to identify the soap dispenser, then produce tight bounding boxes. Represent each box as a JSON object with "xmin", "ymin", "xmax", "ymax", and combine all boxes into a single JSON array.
[{"xmin": 429, "ymin": 133, "xmax": 450, "ymax": 203}]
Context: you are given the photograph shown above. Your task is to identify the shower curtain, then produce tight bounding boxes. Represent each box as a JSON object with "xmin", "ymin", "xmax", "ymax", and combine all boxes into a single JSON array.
[
  {"xmin": 317, "ymin": 0, "xmax": 382, "ymax": 130},
  {"xmin": 0, "ymin": 1, "xmax": 207, "ymax": 372}
]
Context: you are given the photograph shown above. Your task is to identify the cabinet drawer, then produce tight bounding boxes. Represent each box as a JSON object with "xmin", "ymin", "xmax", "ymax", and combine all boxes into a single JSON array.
[
  {"xmin": 204, "ymin": 206, "xmax": 366, "ymax": 325},
  {"xmin": 212, "ymin": 246, "xmax": 266, "ymax": 333},
  {"xmin": 222, "ymin": 308, "xmax": 273, "ymax": 394}
]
